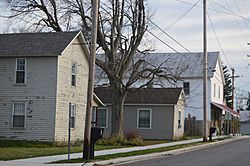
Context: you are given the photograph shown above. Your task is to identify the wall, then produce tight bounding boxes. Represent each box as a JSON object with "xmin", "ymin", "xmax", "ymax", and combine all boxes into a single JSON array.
[
  {"xmin": 210, "ymin": 59, "xmax": 224, "ymax": 104},
  {"xmin": 0, "ymin": 57, "xmax": 57, "ymax": 141},
  {"xmin": 125, "ymin": 105, "xmax": 175, "ymax": 139},
  {"xmin": 54, "ymin": 36, "xmax": 89, "ymax": 142},
  {"xmin": 173, "ymin": 93, "xmax": 185, "ymax": 139}
]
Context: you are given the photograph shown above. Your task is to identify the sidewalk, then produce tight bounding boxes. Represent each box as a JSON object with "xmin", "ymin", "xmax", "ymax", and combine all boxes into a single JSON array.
[{"xmin": 0, "ymin": 135, "xmax": 246, "ymax": 166}]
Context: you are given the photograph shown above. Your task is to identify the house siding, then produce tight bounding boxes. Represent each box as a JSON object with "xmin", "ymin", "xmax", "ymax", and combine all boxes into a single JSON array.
[
  {"xmin": 173, "ymin": 93, "xmax": 185, "ymax": 140},
  {"xmin": 54, "ymin": 37, "xmax": 89, "ymax": 142},
  {"xmin": 0, "ymin": 57, "xmax": 57, "ymax": 141},
  {"xmin": 123, "ymin": 105, "xmax": 174, "ymax": 140}
]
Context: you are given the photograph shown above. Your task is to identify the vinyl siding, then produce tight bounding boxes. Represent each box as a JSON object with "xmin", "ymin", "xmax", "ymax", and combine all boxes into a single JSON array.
[
  {"xmin": 123, "ymin": 105, "xmax": 174, "ymax": 140},
  {"xmin": 173, "ymin": 92, "xmax": 185, "ymax": 140},
  {"xmin": 54, "ymin": 37, "xmax": 89, "ymax": 142},
  {"xmin": 0, "ymin": 57, "xmax": 57, "ymax": 141}
]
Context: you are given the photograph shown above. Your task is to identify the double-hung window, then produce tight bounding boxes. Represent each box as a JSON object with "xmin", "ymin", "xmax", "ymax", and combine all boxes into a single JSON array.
[
  {"xmin": 16, "ymin": 58, "xmax": 26, "ymax": 84},
  {"xmin": 13, "ymin": 102, "xmax": 26, "ymax": 128},
  {"xmin": 183, "ymin": 82, "xmax": 190, "ymax": 95},
  {"xmin": 137, "ymin": 109, "xmax": 151, "ymax": 129},
  {"xmin": 96, "ymin": 108, "xmax": 107, "ymax": 128},
  {"xmin": 71, "ymin": 63, "xmax": 77, "ymax": 86},
  {"xmin": 69, "ymin": 103, "xmax": 76, "ymax": 128}
]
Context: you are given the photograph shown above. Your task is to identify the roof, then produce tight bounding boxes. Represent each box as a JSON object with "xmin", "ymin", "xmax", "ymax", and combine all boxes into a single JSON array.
[
  {"xmin": 141, "ymin": 52, "xmax": 220, "ymax": 78},
  {"xmin": 211, "ymin": 102, "xmax": 240, "ymax": 117},
  {"xmin": 94, "ymin": 87, "xmax": 183, "ymax": 105},
  {"xmin": 0, "ymin": 31, "xmax": 81, "ymax": 56}
]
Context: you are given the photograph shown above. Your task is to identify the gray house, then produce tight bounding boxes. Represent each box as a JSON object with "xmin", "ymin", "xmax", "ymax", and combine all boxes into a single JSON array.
[
  {"xmin": 94, "ymin": 87, "xmax": 185, "ymax": 140},
  {"xmin": 0, "ymin": 31, "xmax": 102, "ymax": 142}
]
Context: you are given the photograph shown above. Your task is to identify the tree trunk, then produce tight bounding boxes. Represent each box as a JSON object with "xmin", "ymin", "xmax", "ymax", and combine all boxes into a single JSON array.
[{"xmin": 110, "ymin": 81, "xmax": 126, "ymax": 136}]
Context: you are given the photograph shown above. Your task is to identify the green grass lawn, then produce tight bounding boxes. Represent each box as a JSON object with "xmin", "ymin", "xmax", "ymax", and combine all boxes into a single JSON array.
[
  {"xmin": 0, "ymin": 139, "xmax": 167, "ymax": 161},
  {"xmin": 52, "ymin": 142, "xmax": 206, "ymax": 164},
  {"xmin": 0, "ymin": 140, "xmax": 129, "ymax": 161}
]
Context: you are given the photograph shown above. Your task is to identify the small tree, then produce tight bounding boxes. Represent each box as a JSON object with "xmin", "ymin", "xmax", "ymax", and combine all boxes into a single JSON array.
[
  {"xmin": 223, "ymin": 65, "xmax": 232, "ymax": 108},
  {"xmin": 246, "ymin": 92, "xmax": 250, "ymax": 111}
]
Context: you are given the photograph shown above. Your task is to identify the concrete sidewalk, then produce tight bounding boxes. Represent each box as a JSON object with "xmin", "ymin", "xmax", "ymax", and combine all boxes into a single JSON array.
[{"xmin": 0, "ymin": 135, "xmax": 245, "ymax": 166}]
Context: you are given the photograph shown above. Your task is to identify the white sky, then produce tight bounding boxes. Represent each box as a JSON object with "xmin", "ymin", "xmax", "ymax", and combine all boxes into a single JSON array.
[{"xmin": 0, "ymin": 0, "xmax": 249, "ymax": 94}]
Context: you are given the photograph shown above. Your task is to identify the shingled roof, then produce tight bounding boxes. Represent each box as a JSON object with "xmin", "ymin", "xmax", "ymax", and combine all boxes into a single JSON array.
[
  {"xmin": 0, "ymin": 31, "xmax": 80, "ymax": 56},
  {"xmin": 94, "ymin": 87, "xmax": 183, "ymax": 105}
]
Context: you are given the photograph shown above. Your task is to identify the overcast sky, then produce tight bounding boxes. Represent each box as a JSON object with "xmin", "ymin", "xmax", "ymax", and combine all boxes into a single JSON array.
[
  {"xmin": 0, "ymin": 0, "xmax": 249, "ymax": 94},
  {"xmin": 147, "ymin": 0, "xmax": 250, "ymax": 94}
]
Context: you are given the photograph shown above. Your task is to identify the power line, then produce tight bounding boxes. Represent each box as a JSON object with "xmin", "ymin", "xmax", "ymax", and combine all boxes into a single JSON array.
[
  {"xmin": 147, "ymin": 18, "xmax": 192, "ymax": 53},
  {"xmin": 207, "ymin": 11, "xmax": 233, "ymax": 69},
  {"xmin": 146, "ymin": 29, "xmax": 182, "ymax": 55},
  {"xmin": 166, "ymin": 0, "xmax": 201, "ymax": 31}
]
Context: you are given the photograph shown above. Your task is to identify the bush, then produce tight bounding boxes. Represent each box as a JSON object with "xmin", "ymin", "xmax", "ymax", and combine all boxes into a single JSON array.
[{"xmin": 96, "ymin": 132, "xmax": 143, "ymax": 146}]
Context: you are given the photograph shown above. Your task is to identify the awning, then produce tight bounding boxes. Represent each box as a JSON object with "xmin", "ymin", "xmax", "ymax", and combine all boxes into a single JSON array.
[{"xmin": 211, "ymin": 102, "xmax": 240, "ymax": 117}]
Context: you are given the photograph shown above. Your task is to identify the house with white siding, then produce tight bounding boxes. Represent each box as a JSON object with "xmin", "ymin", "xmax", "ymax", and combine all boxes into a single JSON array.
[{"xmin": 0, "ymin": 31, "xmax": 102, "ymax": 142}]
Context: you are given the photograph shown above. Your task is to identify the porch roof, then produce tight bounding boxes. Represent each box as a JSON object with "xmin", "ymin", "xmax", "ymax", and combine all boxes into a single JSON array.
[{"xmin": 211, "ymin": 102, "xmax": 240, "ymax": 117}]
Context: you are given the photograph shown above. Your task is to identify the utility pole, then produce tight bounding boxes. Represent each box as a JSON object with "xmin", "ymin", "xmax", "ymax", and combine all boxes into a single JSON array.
[
  {"xmin": 230, "ymin": 68, "xmax": 239, "ymax": 135},
  {"xmin": 83, "ymin": 0, "xmax": 99, "ymax": 160},
  {"xmin": 203, "ymin": 0, "xmax": 208, "ymax": 142}
]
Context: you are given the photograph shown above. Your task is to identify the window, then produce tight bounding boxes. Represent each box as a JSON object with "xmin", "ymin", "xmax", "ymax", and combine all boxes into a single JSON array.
[
  {"xmin": 137, "ymin": 109, "xmax": 151, "ymax": 129},
  {"xmin": 12, "ymin": 102, "xmax": 26, "ymax": 128},
  {"xmin": 218, "ymin": 86, "xmax": 221, "ymax": 98},
  {"xmin": 178, "ymin": 111, "xmax": 182, "ymax": 129},
  {"xmin": 96, "ymin": 108, "xmax": 107, "ymax": 128},
  {"xmin": 214, "ymin": 84, "xmax": 216, "ymax": 97},
  {"xmin": 183, "ymin": 82, "xmax": 190, "ymax": 95},
  {"xmin": 69, "ymin": 103, "xmax": 76, "ymax": 128},
  {"xmin": 71, "ymin": 63, "xmax": 77, "ymax": 86},
  {"xmin": 16, "ymin": 58, "xmax": 26, "ymax": 84}
]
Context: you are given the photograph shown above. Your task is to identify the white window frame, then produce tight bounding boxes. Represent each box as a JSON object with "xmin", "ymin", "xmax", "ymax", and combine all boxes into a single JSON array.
[
  {"xmin": 137, "ymin": 108, "xmax": 152, "ymax": 129},
  {"xmin": 69, "ymin": 103, "xmax": 76, "ymax": 129},
  {"xmin": 15, "ymin": 58, "xmax": 26, "ymax": 84},
  {"xmin": 95, "ymin": 107, "xmax": 108, "ymax": 128},
  {"xmin": 71, "ymin": 62, "xmax": 77, "ymax": 86},
  {"xmin": 12, "ymin": 102, "xmax": 26, "ymax": 128}
]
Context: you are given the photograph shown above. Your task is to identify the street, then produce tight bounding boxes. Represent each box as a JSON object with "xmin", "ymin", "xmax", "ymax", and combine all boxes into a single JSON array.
[{"xmin": 115, "ymin": 137, "xmax": 250, "ymax": 166}]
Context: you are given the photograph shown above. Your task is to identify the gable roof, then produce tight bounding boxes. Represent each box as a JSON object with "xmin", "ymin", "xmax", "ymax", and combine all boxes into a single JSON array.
[
  {"xmin": 94, "ymin": 87, "xmax": 183, "ymax": 105},
  {"xmin": 0, "ymin": 31, "xmax": 82, "ymax": 57},
  {"xmin": 142, "ymin": 52, "xmax": 220, "ymax": 78}
]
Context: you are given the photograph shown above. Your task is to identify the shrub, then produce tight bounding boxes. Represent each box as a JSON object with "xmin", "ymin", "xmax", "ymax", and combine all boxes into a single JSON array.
[{"xmin": 97, "ymin": 132, "xmax": 143, "ymax": 146}]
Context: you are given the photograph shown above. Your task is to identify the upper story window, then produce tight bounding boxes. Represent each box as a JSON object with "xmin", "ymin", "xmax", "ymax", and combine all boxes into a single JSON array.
[
  {"xmin": 137, "ymin": 109, "xmax": 151, "ymax": 129},
  {"xmin": 12, "ymin": 102, "xmax": 26, "ymax": 128},
  {"xmin": 183, "ymin": 82, "xmax": 190, "ymax": 95},
  {"xmin": 16, "ymin": 58, "xmax": 26, "ymax": 84},
  {"xmin": 214, "ymin": 84, "xmax": 216, "ymax": 97},
  {"xmin": 71, "ymin": 63, "xmax": 77, "ymax": 86},
  {"xmin": 69, "ymin": 103, "xmax": 76, "ymax": 128}
]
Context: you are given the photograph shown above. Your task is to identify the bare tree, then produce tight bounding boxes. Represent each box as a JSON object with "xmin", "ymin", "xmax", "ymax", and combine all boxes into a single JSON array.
[{"xmin": 4, "ymin": 0, "xmax": 179, "ymax": 136}]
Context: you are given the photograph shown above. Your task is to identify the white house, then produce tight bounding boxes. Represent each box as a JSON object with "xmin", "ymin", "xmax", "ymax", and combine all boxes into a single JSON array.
[{"xmin": 0, "ymin": 31, "xmax": 102, "ymax": 142}]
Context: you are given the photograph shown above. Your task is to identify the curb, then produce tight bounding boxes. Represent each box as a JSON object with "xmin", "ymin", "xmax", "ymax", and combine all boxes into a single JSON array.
[{"xmin": 90, "ymin": 136, "xmax": 249, "ymax": 166}]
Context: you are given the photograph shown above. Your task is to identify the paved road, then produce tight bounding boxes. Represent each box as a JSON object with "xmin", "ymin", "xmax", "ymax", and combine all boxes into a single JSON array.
[{"xmin": 116, "ymin": 137, "xmax": 250, "ymax": 166}]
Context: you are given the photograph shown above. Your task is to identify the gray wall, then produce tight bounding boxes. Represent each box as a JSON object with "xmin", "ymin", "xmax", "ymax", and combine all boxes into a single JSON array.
[
  {"xmin": 101, "ymin": 105, "xmax": 176, "ymax": 140},
  {"xmin": 240, "ymin": 122, "xmax": 250, "ymax": 135},
  {"xmin": 123, "ymin": 105, "xmax": 174, "ymax": 140},
  {"xmin": 0, "ymin": 57, "xmax": 57, "ymax": 141}
]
